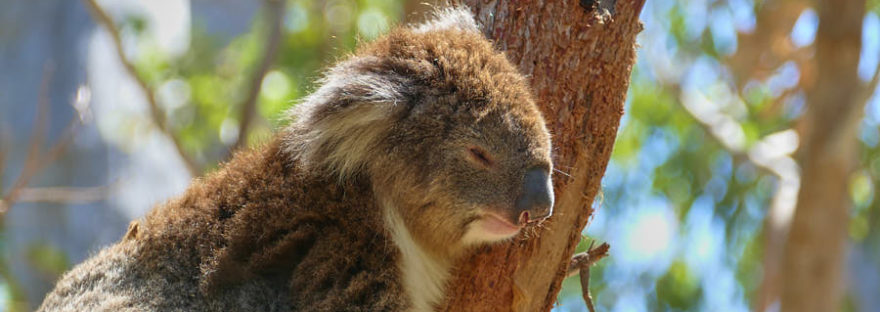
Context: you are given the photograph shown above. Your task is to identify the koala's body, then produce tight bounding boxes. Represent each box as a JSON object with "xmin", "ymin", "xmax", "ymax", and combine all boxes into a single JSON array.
[{"xmin": 39, "ymin": 7, "xmax": 554, "ymax": 312}]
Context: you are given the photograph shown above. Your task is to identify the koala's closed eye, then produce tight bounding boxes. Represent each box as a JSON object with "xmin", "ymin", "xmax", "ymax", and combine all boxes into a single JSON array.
[{"xmin": 467, "ymin": 146, "xmax": 494, "ymax": 167}]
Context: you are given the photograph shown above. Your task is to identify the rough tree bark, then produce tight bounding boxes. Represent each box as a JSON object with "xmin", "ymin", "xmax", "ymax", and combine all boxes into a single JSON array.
[
  {"xmin": 780, "ymin": 0, "xmax": 865, "ymax": 311},
  {"xmin": 440, "ymin": 1, "xmax": 645, "ymax": 311}
]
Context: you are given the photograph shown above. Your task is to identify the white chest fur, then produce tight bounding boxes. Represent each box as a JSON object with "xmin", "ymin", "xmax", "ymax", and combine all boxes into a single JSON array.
[{"xmin": 382, "ymin": 202, "xmax": 451, "ymax": 312}]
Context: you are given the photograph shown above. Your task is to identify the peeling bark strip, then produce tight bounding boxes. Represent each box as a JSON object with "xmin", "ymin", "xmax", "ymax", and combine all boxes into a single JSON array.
[{"xmin": 441, "ymin": 1, "xmax": 645, "ymax": 311}]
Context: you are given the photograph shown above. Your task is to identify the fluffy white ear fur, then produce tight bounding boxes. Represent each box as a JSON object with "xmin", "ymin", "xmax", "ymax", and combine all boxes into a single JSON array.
[
  {"xmin": 284, "ymin": 56, "xmax": 409, "ymax": 179},
  {"xmin": 285, "ymin": 7, "xmax": 482, "ymax": 179},
  {"xmin": 413, "ymin": 6, "xmax": 481, "ymax": 34}
]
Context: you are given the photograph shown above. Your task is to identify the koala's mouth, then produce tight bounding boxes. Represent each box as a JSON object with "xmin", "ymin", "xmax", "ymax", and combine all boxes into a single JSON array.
[{"xmin": 478, "ymin": 212, "xmax": 523, "ymax": 236}]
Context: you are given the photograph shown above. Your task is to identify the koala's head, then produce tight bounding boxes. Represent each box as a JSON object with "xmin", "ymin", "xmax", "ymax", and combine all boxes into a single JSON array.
[{"xmin": 286, "ymin": 8, "xmax": 553, "ymax": 256}]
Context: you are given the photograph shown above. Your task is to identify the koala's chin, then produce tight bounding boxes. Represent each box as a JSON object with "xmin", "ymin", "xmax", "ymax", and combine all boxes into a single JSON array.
[
  {"xmin": 462, "ymin": 213, "xmax": 524, "ymax": 245},
  {"xmin": 462, "ymin": 206, "xmax": 552, "ymax": 245}
]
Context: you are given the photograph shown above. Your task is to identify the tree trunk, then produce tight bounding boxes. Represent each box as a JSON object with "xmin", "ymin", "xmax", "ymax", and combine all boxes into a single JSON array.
[
  {"xmin": 780, "ymin": 0, "xmax": 864, "ymax": 311},
  {"xmin": 441, "ymin": 1, "xmax": 645, "ymax": 311}
]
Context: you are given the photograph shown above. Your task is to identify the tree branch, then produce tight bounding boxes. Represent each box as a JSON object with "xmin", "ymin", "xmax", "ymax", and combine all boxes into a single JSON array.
[
  {"xmin": 14, "ymin": 185, "xmax": 112, "ymax": 204},
  {"xmin": 1, "ymin": 65, "xmax": 53, "ymax": 217},
  {"xmin": 231, "ymin": 0, "xmax": 286, "ymax": 154},
  {"xmin": 0, "ymin": 65, "xmax": 83, "ymax": 218},
  {"xmin": 0, "ymin": 121, "xmax": 80, "ymax": 217},
  {"xmin": 566, "ymin": 242, "xmax": 611, "ymax": 278},
  {"xmin": 81, "ymin": 0, "xmax": 200, "ymax": 176},
  {"xmin": 781, "ymin": 0, "xmax": 865, "ymax": 309},
  {"xmin": 676, "ymin": 84, "xmax": 803, "ymax": 312},
  {"xmin": 566, "ymin": 242, "xmax": 610, "ymax": 312},
  {"xmin": 0, "ymin": 131, "xmax": 7, "ymax": 194},
  {"xmin": 726, "ymin": 0, "xmax": 808, "ymax": 86},
  {"xmin": 676, "ymin": 85, "xmax": 798, "ymax": 182},
  {"xmin": 859, "ymin": 52, "xmax": 880, "ymax": 104}
]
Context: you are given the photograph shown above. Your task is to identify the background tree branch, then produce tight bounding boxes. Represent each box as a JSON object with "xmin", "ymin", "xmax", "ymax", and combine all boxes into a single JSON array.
[
  {"xmin": 0, "ymin": 65, "xmax": 86, "ymax": 219},
  {"xmin": 780, "ymin": 1, "xmax": 865, "ymax": 311},
  {"xmin": 230, "ymin": 0, "xmax": 286, "ymax": 154},
  {"xmin": 12, "ymin": 186, "xmax": 111, "ymax": 205},
  {"xmin": 81, "ymin": 0, "xmax": 200, "ymax": 176}
]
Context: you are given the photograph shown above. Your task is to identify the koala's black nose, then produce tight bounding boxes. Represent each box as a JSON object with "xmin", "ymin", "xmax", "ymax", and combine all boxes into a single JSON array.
[{"xmin": 514, "ymin": 168, "xmax": 554, "ymax": 224}]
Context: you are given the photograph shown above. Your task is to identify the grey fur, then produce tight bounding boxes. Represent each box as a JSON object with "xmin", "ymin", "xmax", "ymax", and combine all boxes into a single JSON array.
[
  {"xmin": 39, "ymin": 241, "xmax": 293, "ymax": 311},
  {"xmin": 414, "ymin": 7, "xmax": 481, "ymax": 34}
]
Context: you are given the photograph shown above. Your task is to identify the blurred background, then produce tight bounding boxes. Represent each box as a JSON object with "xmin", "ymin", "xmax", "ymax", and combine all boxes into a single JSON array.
[{"xmin": 0, "ymin": 0, "xmax": 878, "ymax": 311}]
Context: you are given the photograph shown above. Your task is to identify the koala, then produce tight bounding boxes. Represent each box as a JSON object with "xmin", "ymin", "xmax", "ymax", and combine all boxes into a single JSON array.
[{"xmin": 38, "ymin": 7, "xmax": 553, "ymax": 312}]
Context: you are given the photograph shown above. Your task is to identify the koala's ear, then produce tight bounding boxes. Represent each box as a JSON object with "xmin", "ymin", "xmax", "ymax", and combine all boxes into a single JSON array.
[
  {"xmin": 285, "ymin": 56, "xmax": 411, "ymax": 179},
  {"xmin": 413, "ymin": 6, "xmax": 482, "ymax": 35}
]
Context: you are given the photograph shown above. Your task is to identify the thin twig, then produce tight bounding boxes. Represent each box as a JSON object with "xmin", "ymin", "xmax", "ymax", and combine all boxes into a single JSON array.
[
  {"xmin": 566, "ymin": 242, "xmax": 610, "ymax": 312},
  {"xmin": 566, "ymin": 242, "xmax": 611, "ymax": 277},
  {"xmin": 1, "ymin": 65, "xmax": 54, "ymax": 216},
  {"xmin": 82, "ymin": 0, "xmax": 200, "ymax": 175},
  {"xmin": 231, "ymin": 0, "xmax": 287, "ymax": 154},
  {"xmin": 0, "ymin": 130, "xmax": 7, "ymax": 192},
  {"xmin": 31, "ymin": 119, "xmax": 82, "ymax": 183},
  {"xmin": 1, "ymin": 117, "xmax": 81, "ymax": 216},
  {"xmin": 580, "ymin": 264, "xmax": 595, "ymax": 312},
  {"xmin": 14, "ymin": 185, "xmax": 112, "ymax": 204},
  {"xmin": 0, "ymin": 65, "xmax": 89, "ymax": 218}
]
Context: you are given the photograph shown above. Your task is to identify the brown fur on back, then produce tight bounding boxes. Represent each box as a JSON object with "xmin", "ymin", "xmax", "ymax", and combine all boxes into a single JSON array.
[
  {"xmin": 147, "ymin": 138, "xmax": 402, "ymax": 308},
  {"xmin": 40, "ymin": 138, "xmax": 406, "ymax": 311}
]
